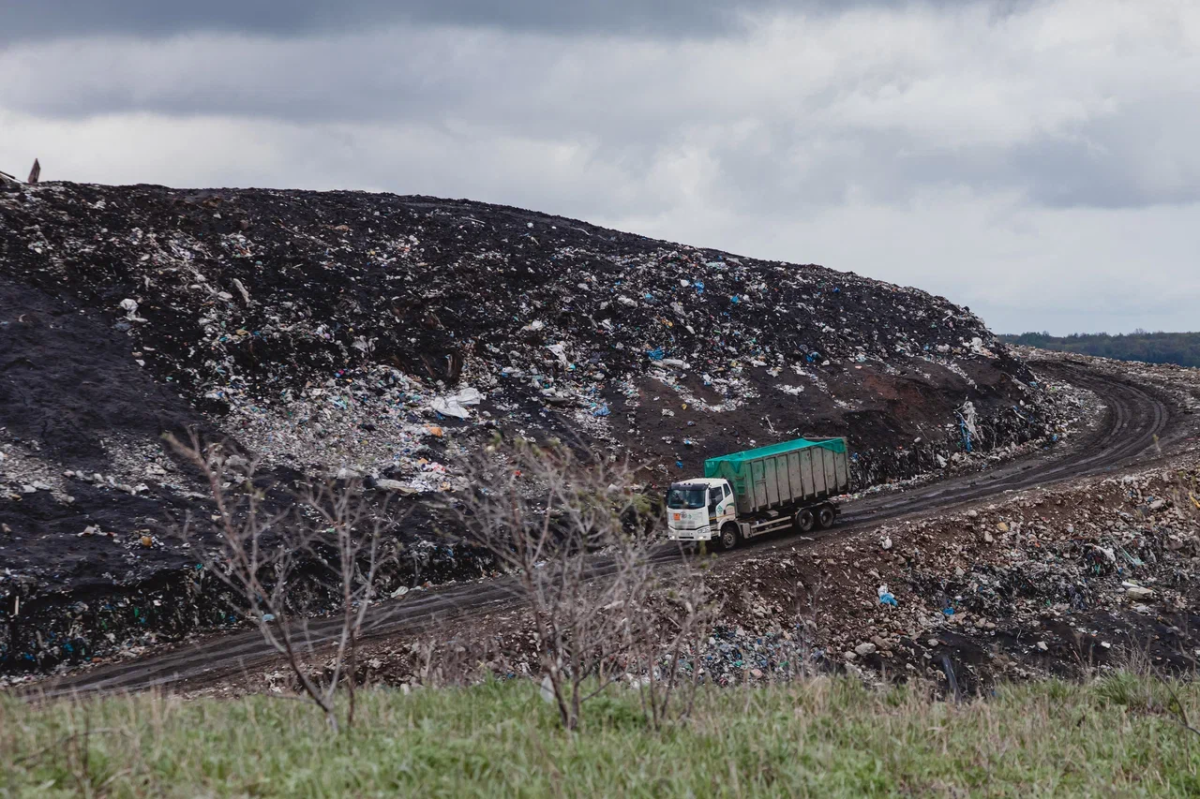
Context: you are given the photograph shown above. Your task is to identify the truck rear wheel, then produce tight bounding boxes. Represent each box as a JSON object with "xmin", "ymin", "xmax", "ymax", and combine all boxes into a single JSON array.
[
  {"xmin": 795, "ymin": 508, "xmax": 815, "ymax": 533},
  {"xmin": 719, "ymin": 523, "xmax": 740, "ymax": 551},
  {"xmin": 817, "ymin": 505, "xmax": 836, "ymax": 529}
]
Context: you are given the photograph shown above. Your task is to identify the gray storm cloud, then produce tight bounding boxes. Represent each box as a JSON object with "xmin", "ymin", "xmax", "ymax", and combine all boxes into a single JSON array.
[
  {"xmin": 0, "ymin": 0, "xmax": 1197, "ymax": 333},
  {"xmin": 0, "ymin": 0, "xmax": 990, "ymax": 40}
]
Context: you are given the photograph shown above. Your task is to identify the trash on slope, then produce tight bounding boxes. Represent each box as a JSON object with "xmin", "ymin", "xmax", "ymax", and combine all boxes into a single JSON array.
[{"xmin": 0, "ymin": 183, "xmax": 1121, "ymax": 676}]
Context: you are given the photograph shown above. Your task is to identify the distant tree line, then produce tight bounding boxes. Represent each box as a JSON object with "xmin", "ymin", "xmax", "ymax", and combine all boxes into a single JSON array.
[{"xmin": 1001, "ymin": 330, "xmax": 1200, "ymax": 368}]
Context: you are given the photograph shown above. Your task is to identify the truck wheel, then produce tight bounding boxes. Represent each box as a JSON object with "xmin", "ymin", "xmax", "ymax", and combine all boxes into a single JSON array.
[
  {"xmin": 719, "ymin": 523, "xmax": 739, "ymax": 551},
  {"xmin": 795, "ymin": 509, "xmax": 815, "ymax": 533},
  {"xmin": 817, "ymin": 505, "xmax": 836, "ymax": 529}
]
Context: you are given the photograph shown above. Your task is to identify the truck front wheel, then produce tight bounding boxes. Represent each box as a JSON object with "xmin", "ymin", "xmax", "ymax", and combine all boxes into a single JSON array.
[
  {"xmin": 795, "ymin": 508, "xmax": 815, "ymax": 533},
  {"xmin": 817, "ymin": 505, "xmax": 836, "ymax": 529},
  {"xmin": 719, "ymin": 523, "xmax": 740, "ymax": 551}
]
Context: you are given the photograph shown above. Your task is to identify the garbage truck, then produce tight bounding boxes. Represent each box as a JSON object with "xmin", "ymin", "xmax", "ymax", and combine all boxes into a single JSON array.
[{"xmin": 665, "ymin": 437, "xmax": 850, "ymax": 550}]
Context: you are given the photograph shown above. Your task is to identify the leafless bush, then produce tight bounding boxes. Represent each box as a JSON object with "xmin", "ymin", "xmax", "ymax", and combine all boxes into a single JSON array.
[
  {"xmin": 455, "ymin": 436, "xmax": 711, "ymax": 730},
  {"xmin": 624, "ymin": 567, "xmax": 718, "ymax": 730},
  {"xmin": 166, "ymin": 432, "xmax": 400, "ymax": 732}
]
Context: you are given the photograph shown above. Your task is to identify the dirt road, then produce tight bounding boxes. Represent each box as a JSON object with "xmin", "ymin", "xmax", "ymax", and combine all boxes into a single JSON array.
[{"xmin": 27, "ymin": 363, "xmax": 1175, "ymax": 698}]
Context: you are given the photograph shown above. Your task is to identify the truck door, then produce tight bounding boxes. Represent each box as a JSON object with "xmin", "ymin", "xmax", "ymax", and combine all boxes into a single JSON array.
[{"xmin": 710, "ymin": 484, "xmax": 733, "ymax": 523}]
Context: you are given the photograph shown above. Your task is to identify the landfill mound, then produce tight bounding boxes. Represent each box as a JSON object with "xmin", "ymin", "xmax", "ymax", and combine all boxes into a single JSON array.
[{"xmin": 0, "ymin": 181, "xmax": 1055, "ymax": 672}]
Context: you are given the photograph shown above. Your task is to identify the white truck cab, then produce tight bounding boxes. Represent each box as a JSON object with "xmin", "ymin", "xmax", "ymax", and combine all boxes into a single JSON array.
[{"xmin": 665, "ymin": 478, "xmax": 736, "ymax": 545}]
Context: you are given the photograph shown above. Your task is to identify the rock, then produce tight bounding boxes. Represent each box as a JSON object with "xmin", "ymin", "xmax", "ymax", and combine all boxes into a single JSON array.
[
  {"xmin": 1036, "ymin": 641, "xmax": 1048, "ymax": 651},
  {"xmin": 843, "ymin": 651, "xmax": 857, "ymax": 662},
  {"xmin": 1149, "ymin": 499, "xmax": 1166, "ymax": 511},
  {"xmin": 750, "ymin": 668, "xmax": 764, "ymax": 679},
  {"xmin": 996, "ymin": 522, "xmax": 1009, "ymax": 533},
  {"xmin": 967, "ymin": 510, "xmax": 979, "ymax": 519},
  {"xmin": 982, "ymin": 531, "xmax": 994, "ymax": 544},
  {"xmin": 927, "ymin": 638, "xmax": 940, "ymax": 647},
  {"xmin": 854, "ymin": 642, "xmax": 877, "ymax": 657},
  {"xmin": 881, "ymin": 536, "xmax": 892, "ymax": 550}
]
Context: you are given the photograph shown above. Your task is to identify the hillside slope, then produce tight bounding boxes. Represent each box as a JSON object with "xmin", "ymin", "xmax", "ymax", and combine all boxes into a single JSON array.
[{"xmin": 0, "ymin": 181, "xmax": 1059, "ymax": 671}]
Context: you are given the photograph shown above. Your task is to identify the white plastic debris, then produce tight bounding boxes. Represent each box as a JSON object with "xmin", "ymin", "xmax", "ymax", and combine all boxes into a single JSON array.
[
  {"xmin": 546, "ymin": 342, "xmax": 569, "ymax": 368},
  {"xmin": 429, "ymin": 387, "xmax": 483, "ymax": 419},
  {"xmin": 118, "ymin": 298, "xmax": 146, "ymax": 322}
]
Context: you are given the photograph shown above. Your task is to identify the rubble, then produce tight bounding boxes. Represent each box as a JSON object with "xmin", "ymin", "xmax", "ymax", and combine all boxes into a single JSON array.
[{"xmin": 701, "ymin": 447, "xmax": 1200, "ymax": 690}]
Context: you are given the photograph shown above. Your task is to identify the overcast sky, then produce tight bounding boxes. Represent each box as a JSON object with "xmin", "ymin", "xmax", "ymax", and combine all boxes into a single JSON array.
[{"xmin": 2, "ymin": 0, "xmax": 1197, "ymax": 334}]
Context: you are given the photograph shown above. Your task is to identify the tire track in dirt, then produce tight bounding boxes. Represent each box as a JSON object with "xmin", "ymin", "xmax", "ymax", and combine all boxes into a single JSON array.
[{"xmin": 25, "ymin": 364, "xmax": 1175, "ymax": 698}]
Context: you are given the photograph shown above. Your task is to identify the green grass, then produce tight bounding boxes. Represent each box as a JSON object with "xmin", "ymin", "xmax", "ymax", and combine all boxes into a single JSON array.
[{"xmin": 3, "ymin": 675, "xmax": 1200, "ymax": 797}]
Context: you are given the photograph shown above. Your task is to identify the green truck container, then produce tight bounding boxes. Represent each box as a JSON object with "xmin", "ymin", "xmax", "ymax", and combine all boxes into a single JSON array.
[{"xmin": 704, "ymin": 437, "xmax": 850, "ymax": 515}]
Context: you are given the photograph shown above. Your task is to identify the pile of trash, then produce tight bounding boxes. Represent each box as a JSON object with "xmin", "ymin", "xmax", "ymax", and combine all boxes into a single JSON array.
[
  {"xmin": 703, "ymin": 450, "xmax": 1200, "ymax": 689},
  {"xmin": 1, "ymin": 182, "xmax": 1054, "ymax": 482},
  {"xmin": 0, "ymin": 180, "xmax": 1061, "ymax": 673}
]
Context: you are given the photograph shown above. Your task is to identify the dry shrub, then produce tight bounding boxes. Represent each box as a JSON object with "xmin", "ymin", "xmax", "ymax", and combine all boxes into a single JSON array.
[
  {"xmin": 455, "ymin": 437, "xmax": 714, "ymax": 730},
  {"xmin": 167, "ymin": 431, "xmax": 401, "ymax": 732}
]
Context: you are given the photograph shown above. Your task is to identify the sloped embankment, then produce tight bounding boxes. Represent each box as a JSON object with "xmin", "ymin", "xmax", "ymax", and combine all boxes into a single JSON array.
[{"xmin": 1, "ymin": 181, "xmax": 1057, "ymax": 673}]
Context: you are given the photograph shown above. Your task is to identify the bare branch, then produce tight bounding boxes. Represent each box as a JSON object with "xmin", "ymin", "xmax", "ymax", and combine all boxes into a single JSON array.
[
  {"xmin": 453, "ymin": 437, "xmax": 711, "ymax": 730},
  {"xmin": 165, "ymin": 430, "xmax": 403, "ymax": 733}
]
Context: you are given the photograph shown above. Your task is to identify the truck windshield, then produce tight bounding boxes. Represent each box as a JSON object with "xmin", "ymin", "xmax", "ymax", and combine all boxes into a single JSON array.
[{"xmin": 666, "ymin": 487, "xmax": 707, "ymax": 510}]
